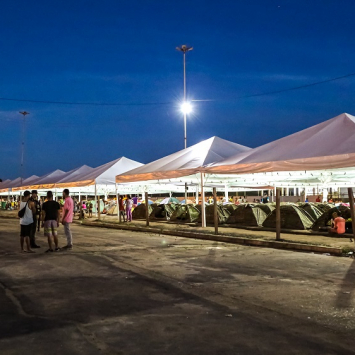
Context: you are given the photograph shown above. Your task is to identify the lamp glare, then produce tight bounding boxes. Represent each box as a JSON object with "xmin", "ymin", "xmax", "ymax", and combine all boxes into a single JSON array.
[{"xmin": 181, "ymin": 102, "xmax": 192, "ymax": 114}]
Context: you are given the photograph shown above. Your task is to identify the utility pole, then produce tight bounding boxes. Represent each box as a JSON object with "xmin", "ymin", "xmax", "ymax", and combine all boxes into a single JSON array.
[
  {"xmin": 19, "ymin": 111, "xmax": 30, "ymax": 187},
  {"xmin": 176, "ymin": 45, "xmax": 193, "ymax": 149}
]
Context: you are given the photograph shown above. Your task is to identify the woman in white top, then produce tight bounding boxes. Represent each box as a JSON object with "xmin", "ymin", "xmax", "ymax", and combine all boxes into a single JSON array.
[
  {"xmin": 125, "ymin": 195, "xmax": 133, "ymax": 222},
  {"xmin": 19, "ymin": 190, "xmax": 36, "ymax": 253}
]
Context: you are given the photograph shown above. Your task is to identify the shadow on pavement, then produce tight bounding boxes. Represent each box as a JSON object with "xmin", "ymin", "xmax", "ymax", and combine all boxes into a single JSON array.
[{"xmin": 335, "ymin": 258, "xmax": 355, "ymax": 308}]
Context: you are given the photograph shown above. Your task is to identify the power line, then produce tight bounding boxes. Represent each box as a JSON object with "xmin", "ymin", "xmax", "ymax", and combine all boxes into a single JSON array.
[
  {"xmin": 0, "ymin": 97, "xmax": 173, "ymax": 106},
  {"xmin": 237, "ymin": 72, "xmax": 355, "ymax": 99},
  {"xmin": 0, "ymin": 71, "xmax": 355, "ymax": 106}
]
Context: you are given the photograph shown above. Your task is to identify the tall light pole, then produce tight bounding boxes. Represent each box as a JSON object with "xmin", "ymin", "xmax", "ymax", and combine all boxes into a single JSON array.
[
  {"xmin": 19, "ymin": 111, "xmax": 29, "ymax": 187},
  {"xmin": 176, "ymin": 45, "xmax": 193, "ymax": 149}
]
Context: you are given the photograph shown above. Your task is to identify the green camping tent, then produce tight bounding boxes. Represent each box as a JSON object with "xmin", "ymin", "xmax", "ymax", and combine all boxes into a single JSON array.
[
  {"xmin": 170, "ymin": 204, "xmax": 200, "ymax": 223},
  {"xmin": 227, "ymin": 205, "xmax": 268, "ymax": 226},
  {"xmin": 132, "ymin": 203, "xmax": 155, "ymax": 219},
  {"xmin": 263, "ymin": 205, "xmax": 314, "ymax": 230}
]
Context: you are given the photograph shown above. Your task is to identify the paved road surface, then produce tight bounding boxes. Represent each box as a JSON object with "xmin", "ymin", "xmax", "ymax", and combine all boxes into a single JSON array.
[{"xmin": 1, "ymin": 218, "xmax": 355, "ymax": 354}]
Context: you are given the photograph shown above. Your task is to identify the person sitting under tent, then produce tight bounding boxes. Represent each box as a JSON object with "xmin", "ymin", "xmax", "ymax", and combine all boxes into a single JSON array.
[
  {"xmin": 261, "ymin": 194, "xmax": 269, "ymax": 204},
  {"xmin": 329, "ymin": 211, "xmax": 345, "ymax": 236},
  {"xmin": 316, "ymin": 196, "xmax": 321, "ymax": 202}
]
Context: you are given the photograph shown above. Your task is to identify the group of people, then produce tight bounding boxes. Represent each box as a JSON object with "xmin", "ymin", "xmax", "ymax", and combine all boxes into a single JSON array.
[
  {"xmin": 74, "ymin": 200, "xmax": 93, "ymax": 219},
  {"xmin": 19, "ymin": 189, "xmax": 74, "ymax": 253},
  {"xmin": 3, "ymin": 200, "xmax": 18, "ymax": 210},
  {"xmin": 118, "ymin": 195, "xmax": 138, "ymax": 222}
]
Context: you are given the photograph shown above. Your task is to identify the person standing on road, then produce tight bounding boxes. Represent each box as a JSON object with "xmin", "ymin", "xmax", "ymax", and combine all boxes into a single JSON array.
[
  {"xmin": 20, "ymin": 190, "xmax": 36, "ymax": 253},
  {"xmin": 41, "ymin": 191, "xmax": 61, "ymax": 253},
  {"xmin": 126, "ymin": 195, "xmax": 133, "ymax": 222},
  {"xmin": 118, "ymin": 195, "xmax": 126, "ymax": 222},
  {"xmin": 61, "ymin": 189, "xmax": 74, "ymax": 250},
  {"xmin": 88, "ymin": 201, "xmax": 93, "ymax": 218},
  {"xmin": 29, "ymin": 190, "xmax": 41, "ymax": 248}
]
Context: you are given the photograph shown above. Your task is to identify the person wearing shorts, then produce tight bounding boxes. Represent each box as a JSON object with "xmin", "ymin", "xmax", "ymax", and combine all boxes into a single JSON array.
[
  {"xmin": 41, "ymin": 191, "xmax": 61, "ymax": 252},
  {"xmin": 20, "ymin": 190, "xmax": 36, "ymax": 253}
]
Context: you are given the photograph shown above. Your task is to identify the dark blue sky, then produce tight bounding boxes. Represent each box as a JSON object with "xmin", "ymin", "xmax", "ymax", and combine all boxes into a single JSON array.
[{"xmin": 1, "ymin": 0, "xmax": 355, "ymax": 179}]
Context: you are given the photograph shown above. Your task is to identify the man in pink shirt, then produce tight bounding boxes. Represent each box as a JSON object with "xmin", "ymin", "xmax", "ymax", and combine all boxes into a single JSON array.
[
  {"xmin": 330, "ymin": 211, "xmax": 346, "ymax": 236},
  {"xmin": 61, "ymin": 189, "xmax": 74, "ymax": 250}
]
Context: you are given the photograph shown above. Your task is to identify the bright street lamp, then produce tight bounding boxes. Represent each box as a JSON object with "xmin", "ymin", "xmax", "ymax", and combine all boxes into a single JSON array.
[
  {"xmin": 176, "ymin": 44, "xmax": 193, "ymax": 149},
  {"xmin": 181, "ymin": 102, "xmax": 192, "ymax": 114}
]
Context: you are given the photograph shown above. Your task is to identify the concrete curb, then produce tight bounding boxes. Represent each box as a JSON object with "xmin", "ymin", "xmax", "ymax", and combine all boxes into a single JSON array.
[
  {"xmin": 0, "ymin": 213, "xmax": 351, "ymax": 238},
  {"xmin": 77, "ymin": 220, "xmax": 343, "ymax": 256}
]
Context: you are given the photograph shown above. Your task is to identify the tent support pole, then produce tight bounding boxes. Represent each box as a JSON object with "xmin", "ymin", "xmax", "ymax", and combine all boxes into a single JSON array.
[
  {"xmin": 224, "ymin": 184, "xmax": 228, "ymax": 203},
  {"xmin": 95, "ymin": 183, "xmax": 98, "ymax": 218},
  {"xmin": 347, "ymin": 188, "xmax": 355, "ymax": 246},
  {"xmin": 184, "ymin": 183, "xmax": 188, "ymax": 204},
  {"xmin": 78, "ymin": 191, "xmax": 81, "ymax": 203},
  {"xmin": 115, "ymin": 184, "xmax": 120, "ymax": 221},
  {"xmin": 276, "ymin": 188, "xmax": 281, "ymax": 241},
  {"xmin": 118, "ymin": 194, "xmax": 121, "ymax": 222},
  {"xmin": 322, "ymin": 187, "xmax": 328, "ymax": 203},
  {"xmin": 201, "ymin": 172, "xmax": 206, "ymax": 228},
  {"xmin": 195, "ymin": 185, "xmax": 199, "ymax": 204},
  {"xmin": 145, "ymin": 192, "xmax": 149, "ymax": 227},
  {"xmin": 98, "ymin": 194, "xmax": 101, "ymax": 220},
  {"xmin": 213, "ymin": 187, "xmax": 218, "ymax": 235}
]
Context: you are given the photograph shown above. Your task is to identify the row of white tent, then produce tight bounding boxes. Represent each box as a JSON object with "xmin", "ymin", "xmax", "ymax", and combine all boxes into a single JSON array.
[
  {"xmin": 2, "ymin": 113, "xmax": 355, "ymax": 204},
  {"xmin": 0, "ymin": 157, "xmax": 143, "ymax": 196},
  {"xmin": 116, "ymin": 112, "xmax": 355, "ymax": 191}
]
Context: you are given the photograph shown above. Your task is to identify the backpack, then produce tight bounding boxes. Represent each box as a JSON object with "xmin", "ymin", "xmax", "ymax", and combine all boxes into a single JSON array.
[{"xmin": 18, "ymin": 201, "xmax": 28, "ymax": 218}]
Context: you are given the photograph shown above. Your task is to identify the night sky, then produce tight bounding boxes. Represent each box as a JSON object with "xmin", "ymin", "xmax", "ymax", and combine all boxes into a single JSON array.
[{"xmin": 1, "ymin": 0, "xmax": 355, "ymax": 179}]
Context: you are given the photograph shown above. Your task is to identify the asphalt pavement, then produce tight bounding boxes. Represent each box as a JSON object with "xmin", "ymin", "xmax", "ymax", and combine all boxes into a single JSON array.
[{"xmin": 1, "ymin": 218, "xmax": 355, "ymax": 354}]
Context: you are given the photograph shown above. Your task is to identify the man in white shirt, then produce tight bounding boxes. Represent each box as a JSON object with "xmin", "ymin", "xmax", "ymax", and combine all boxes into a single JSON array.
[{"xmin": 19, "ymin": 190, "xmax": 36, "ymax": 253}]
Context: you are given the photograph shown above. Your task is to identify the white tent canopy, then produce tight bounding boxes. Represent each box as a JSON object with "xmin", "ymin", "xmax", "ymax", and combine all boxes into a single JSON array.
[
  {"xmin": 116, "ymin": 136, "xmax": 251, "ymax": 183},
  {"xmin": 54, "ymin": 165, "xmax": 94, "ymax": 186},
  {"xmin": 52, "ymin": 157, "xmax": 144, "ymax": 195},
  {"xmin": 115, "ymin": 137, "xmax": 251, "ymax": 227},
  {"xmin": 5, "ymin": 157, "xmax": 143, "ymax": 196},
  {"xmin": 0, "ymin": 178, "xmax": 20, "ymax": 193},
  {"xmin": 9, "ymin": 175, "xmax": 40, "ymax": 188},
  {"xmin": 81, "ymin": 157, "xmax": 143, "ymax": 186},
  {"xmin": 12, "ymin": 169, "xmax": 67, "ymax": 191},
  {"xmin": 0, "ymin": 179, "xmax": 12, "ymax": 189},
  {"xmin": 114, "ymin": 114, "xmax": 355, "ymax": 209},
  {"xmin": 207, "ymin": 113, "xmax": 355, "ymax": 175}
]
